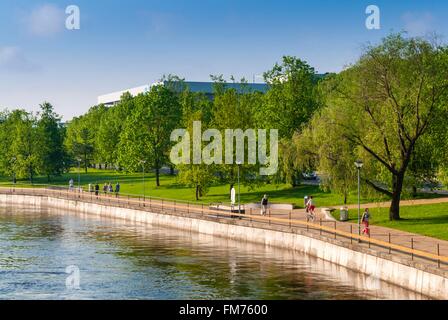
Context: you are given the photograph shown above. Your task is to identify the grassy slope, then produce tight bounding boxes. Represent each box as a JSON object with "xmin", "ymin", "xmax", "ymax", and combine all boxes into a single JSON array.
[
  {"xmin": 343, "ymin": 205, "xmax": 448, "ymax": 241},
  {"xmin": 0, "ymin": 169, "xmax": 377, "ymax": 207}
]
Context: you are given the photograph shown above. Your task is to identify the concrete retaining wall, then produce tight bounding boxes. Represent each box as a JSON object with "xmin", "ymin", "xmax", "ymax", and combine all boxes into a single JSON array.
[{"xmin": 1, "ymin": 193, "xmax": 447, "ymax": 299}]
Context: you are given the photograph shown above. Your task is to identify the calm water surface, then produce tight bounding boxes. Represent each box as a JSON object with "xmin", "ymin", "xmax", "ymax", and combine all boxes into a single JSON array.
[{"xmin": 0, "ymin": 205, "xmax": 426, "ymax": 300}]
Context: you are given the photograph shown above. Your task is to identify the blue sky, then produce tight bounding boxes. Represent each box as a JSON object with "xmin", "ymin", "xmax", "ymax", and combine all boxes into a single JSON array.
[{"xmin": 0, "ymin": 0, "xmax": 447, "ymax": 120}]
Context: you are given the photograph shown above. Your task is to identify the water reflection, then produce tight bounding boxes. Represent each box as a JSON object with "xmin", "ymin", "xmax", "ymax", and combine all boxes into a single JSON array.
[{"xmin": 0, "ymin": 205, "xmax": 427, "ymax": 300}]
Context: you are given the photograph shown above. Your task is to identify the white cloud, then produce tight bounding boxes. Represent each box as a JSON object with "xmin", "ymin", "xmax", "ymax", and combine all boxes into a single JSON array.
[
  {"xmin": 23, "ymin": 4, "xmax": 65, "ymax": 37},
  {"xmin": 0, "ymin": 46, "xmax": 39, "ymax": 73},
  {"xmin": 401, "ymin": 12, "xmax": 435, "ymax": 36}
]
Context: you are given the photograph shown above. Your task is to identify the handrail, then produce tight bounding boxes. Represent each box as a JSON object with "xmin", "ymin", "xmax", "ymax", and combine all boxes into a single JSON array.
[{"xmin": 1, "ymin": 186, "xmax": 447, "ymax": 266}]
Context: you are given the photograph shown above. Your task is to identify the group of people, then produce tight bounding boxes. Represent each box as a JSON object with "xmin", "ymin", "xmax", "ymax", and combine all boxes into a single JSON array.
[
  {"xmin": 95, "ymin": 182, "xmax": 120, "ymax": 196},
  {"xmin": 69, "ymin": 179, "xmax": 120, "ymax": 197},
  {"xmin": 303, "ymin": 194, "xmax": 370, "ymax": 235}
]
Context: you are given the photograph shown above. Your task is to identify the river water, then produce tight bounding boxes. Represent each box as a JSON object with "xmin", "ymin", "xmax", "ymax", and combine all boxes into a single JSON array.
[{"xmin": 0, "ymin": 205, "xmax": 426, "ymax": 300}]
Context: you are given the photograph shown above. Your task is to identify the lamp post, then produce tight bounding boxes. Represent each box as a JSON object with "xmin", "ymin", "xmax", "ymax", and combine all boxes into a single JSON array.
[
  {"xmin": 236, "ymin": 161, "xmax": 242, "ymax": 214},
  {"xmin": 140, "ymin": 160, "xmax": 147, "ymax": 197},
  {"xmin": 354, "ymin": 160, "xmax": 364, "ymax": 240}
]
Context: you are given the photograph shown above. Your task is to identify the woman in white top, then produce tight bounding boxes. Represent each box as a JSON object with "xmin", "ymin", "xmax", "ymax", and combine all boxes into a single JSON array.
[{"xmin": 306, "ymin": 196, "xmax": 316, "ymax": 218}]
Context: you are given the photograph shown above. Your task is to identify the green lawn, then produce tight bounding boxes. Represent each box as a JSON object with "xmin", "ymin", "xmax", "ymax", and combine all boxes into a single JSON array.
[
  {"xmin": 339, "ymin": 204, "xmax": 448, "ymax": 241},
  {"xmin": 0, "ymin": 169, "xmax": 379, "ymax": 207}
]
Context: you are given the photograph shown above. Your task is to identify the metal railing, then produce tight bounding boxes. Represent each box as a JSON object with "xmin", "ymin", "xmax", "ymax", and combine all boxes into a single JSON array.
[{"xmin": 1, "ymin": 185, "xmax": 447, "ymax": 269}]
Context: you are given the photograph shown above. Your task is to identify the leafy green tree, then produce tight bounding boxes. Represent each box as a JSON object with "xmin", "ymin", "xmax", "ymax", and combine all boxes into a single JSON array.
[
  {"xmin": 261, "ymin": 56, "xmax": 320, "ymax": 138},
  {"xmin": 65, "ymin": 117, "xmax": 95, "ymax": 172},
  {"xmin": 0, "ymin": 110, "xmax": 12, "ymax": 177},
  {"xmin": 65, "ymin": 105, "xmax": 107, "ymax": 171},
  {"xmin": 6, "ymin": 110, "xmax": 40, "ymax": 183},
  {"xmin": 36, "ymin": 102, "xmax": 68, "ymax": 181},
  {"xmin": 293, "ymin": 109, "xmax": 359, "ymax": 205},
  {"xmin": 259, "ymin": 56, "xmax": 321, "ymax": 186},
  {"xmin": 97, "ymin": 93, "xmax": 135, "ymax": 167},
  {"xmin": 118, "ymin": 85, "xmax": 182, "ymax": 186},
  {"xmin": 317, "ymin": 34, "xmax": 448, "ymax": 220},
  {"xmin": 211, "ymin": 84, "xmax": 265, "ymax": 189},
  {"xmin": 176, "ymin": 91, "xmax": 215, "ymax": 200}
]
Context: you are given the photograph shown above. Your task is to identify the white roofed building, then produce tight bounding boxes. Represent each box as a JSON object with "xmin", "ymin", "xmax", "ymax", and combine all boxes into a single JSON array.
[{"xmin": 97, "ymin": 81, "xmax": 269, "ymax": 106}]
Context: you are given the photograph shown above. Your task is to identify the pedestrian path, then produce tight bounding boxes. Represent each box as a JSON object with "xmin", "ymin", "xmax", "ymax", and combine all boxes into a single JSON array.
[{"xmin": 267, "ymin": 206, "xmax": 448, "ymax": 268}]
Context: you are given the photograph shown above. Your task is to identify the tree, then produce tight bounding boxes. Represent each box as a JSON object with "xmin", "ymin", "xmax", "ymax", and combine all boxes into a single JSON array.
[
  {"xmin": 319, "ymin": 34, "xmax": 448, "ymax": 220},
  {"xmin": 118, "ymin": 85, "xmax": 182, "ymax": 186},
  {"xmin": 0, "ymin": 110, "xmax": 12, "ymax": 177},
  {"xmin": 36, "ymin": 102, "xmax": 68, "ymax": 181},
  {"xmin": 259, "ymin": 56, "xmax": 321, "ymax": 186},
  {"xmin": 65, "ymin": 117, "xmax": 95, "ymax": 173},
  {"xmin": 293, "ymin": 108, "xmax": 359, "ymax": 205},
  {"xmin": 6, "ymin": 110, "xmax": 40, "ymax": 183},
  {"xmin": 211, "ymin": 83, "xmax": 265, "ymax": 189},
  {"xmin": 175, "ymin": 91, "xmax": 215, "ymax": 200},
  {"xmin": 97, "ymin": 93, "xmax": 135, "ymax": 167},
  {"xmin": 65, "ymin": 105, "xmax": 107, "ymax": 172},
  {"xmin": 261, "ymin": 56, "xmax": 320, "ymax": 138}
]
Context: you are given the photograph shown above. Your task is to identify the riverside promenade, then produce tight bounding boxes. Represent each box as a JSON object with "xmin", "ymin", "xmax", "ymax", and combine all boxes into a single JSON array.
[
  {"xmin": 287, "ymin": 207, "xmax": 448, "ymax": 270},
  {"xmin": 1, "ymin": 186, "xmax": 448, "ymax": 298},
  {"xmin": 1, "ymin": 186, "xmax": 447, "ymax": 269}
]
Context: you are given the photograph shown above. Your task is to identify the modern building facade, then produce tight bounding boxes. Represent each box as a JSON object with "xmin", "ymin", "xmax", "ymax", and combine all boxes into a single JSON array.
[{"xmin": 97, "ymin": 81, "xmax": 269, "ymax": 106}]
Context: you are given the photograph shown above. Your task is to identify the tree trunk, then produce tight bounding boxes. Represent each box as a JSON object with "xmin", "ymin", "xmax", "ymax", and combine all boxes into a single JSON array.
[
  {"xmin": 155, "ymin": 167, "xmax": 160, "ymax": 187},
  {"xmin": 84, "ymin": 153, "xmax": 88, "ymax": 173},
  {"xmin": 170, "ymin": 165, "xmax": 174, "ymax": 175},
  {"xmin": 412, "ymin": 186, "xmax": 417, "ymax": 198},
  {"xmin": 293, "ymin": 170, "xmax": 300, "ymax": 187},
  {"xmin": 389, "ymin": 173, "xmax": 404, "ymax": 221},
  {"xmin": 195, "ymin": 184, "xmax": 199, "ymax": 201}
]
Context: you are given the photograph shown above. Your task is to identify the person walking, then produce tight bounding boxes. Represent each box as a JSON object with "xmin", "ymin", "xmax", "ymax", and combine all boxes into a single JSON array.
[
  {"xmin": 230, "ymin": 184, "xmax": 236, "ymax": 210},
  {"xmin": 361, "ymin": 208, "xmax": 371, "ymax": 236},
  {"xmin": 306, "ymin": 196, "xmax": 316, "ymax": 221},
  {"xmin": 103, "ymin": 183, "xmax": 108, "ymax": 195},
  {"xmin": 261, "ymin": 194, "xmax": 268, "ymax": 216},
  {"xmin": 108, "ymin": 183, "xmax": 113, "ymax": 193},
  {"xmin": 304, "ymin": 195, "xmax": 309, "ymax": 213},
  {"xmin": 69, "ymin": 178, "xmax": 74, "ymax": 191},
  {"xmin": 115, "ymin": 182, "xmax": 120, "ymax": 197},
  {"xmin": 95, "ymin": 183, "xmax": 99, "ymax": 196}
]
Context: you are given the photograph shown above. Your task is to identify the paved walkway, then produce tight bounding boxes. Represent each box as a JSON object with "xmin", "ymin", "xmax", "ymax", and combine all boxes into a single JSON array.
[{"xmin": 265, "ymin": 206, "xmax": 448, "ymax": 269}]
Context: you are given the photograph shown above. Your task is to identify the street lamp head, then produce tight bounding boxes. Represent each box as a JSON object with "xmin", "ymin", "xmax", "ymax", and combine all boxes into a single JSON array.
[{"xmin": 354, "ymin": 160, "xmax": 364, "ymax": 169}]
